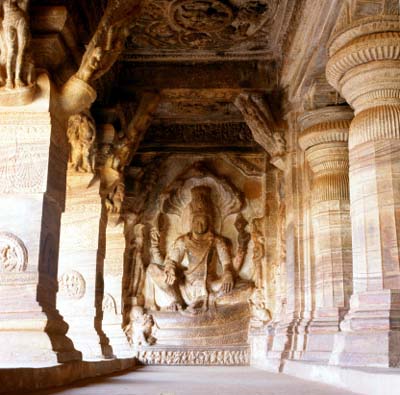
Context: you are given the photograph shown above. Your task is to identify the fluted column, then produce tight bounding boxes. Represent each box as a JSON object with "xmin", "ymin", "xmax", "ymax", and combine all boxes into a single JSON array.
[
  {"xmin": 299, "ymin": 106, "xmax": 353, "ymax": 362},
  {"xmin": 326, "ymin": 16, "xmax": 400, "ymax": 367}
]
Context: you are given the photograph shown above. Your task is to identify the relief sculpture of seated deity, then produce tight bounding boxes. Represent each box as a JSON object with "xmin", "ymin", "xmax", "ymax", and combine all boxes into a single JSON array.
[{"xmin": 144, "ymin": 185, "xmax": 253, "ymax": 315}]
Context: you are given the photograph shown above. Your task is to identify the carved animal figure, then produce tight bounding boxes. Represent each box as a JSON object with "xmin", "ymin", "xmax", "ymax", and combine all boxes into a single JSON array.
[
  {"xmin": 1, "ymin": 0, "xmax": 30, "ymax": 89},
  {"xmin": 67, "ymin": 112, "xmax": 96, "ymax": 173}
]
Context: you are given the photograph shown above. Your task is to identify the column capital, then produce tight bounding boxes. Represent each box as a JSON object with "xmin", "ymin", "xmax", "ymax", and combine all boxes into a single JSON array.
[
  {"xmin": 298, "ymin": 106, "xmax": 353, "ymax": 152},
  {"xmin": 326, "ymin": 18, "xmax": 400, "ymax": 113}
]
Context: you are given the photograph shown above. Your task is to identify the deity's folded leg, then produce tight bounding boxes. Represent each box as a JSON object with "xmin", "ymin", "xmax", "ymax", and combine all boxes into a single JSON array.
[{"xmin": 144, "ymin": 263, "xmax": 183, "ymax": 310}]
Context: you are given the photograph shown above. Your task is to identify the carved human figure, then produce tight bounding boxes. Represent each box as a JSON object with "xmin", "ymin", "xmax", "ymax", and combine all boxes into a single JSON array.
[
  {"xmin": 124, "ymin": 306, "xmax": 156, "ymax": 347},
  {"xmin": 144, "ymin": 186, "xmax": 237, "ymax": 314},
  {"xmin": 67, "ymin": 111, "xmax": 96, "ymax": 173},
  {"xmin": 1, "ymin": 0, "xmax": 31, "ymax": 89}
]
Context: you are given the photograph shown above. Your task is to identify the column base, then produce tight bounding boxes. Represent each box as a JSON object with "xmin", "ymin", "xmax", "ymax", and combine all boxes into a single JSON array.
[
  {"xmin": 103, "ymin": 317, "xmax": 133, "ymax": 359},
  {"xmin": 329, "ymin": 290, "xmax": 400, "ymax": 367},
  {"xmin": 66, "ymin": 323, "xmax": 113, "ymax": 361},
  {"xmin": 0, "ymin": 311, "xmax": 81, "ymax": 367},
  {"xmin": 301, "ymin": 308, "xmax": 344, "ymax": 362}
]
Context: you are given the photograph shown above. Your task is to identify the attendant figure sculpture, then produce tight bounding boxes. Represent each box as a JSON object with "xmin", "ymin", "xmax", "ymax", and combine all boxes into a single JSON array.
[
  {"xmin": 1, "ymin": 0, "xmax": 31, "ymax": 89},
  {"xmin": 145, "ymin": 186, "xmax": 252, "ymax": 315},
  {"xmin": 67, "ymin": 111, "xmax": 96, "ymax": 173}
]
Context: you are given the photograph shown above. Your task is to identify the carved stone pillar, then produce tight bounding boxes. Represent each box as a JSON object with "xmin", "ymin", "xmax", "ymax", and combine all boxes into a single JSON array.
[
  {"xmin": 58, "ymin": 171, "xmax": 112, "ymax": 360},
  {"xmin": 0, "ymin": 74, "xmax": 80, "ymax": 365},
  {"xmin": 102, "ymin": 213, "xmax": 132, "ymax": 358},
  {"xmin": 298, "ymin": 106, "xmax": 353, "ymax": 362},
  {"xmin": 326, "ymin": 16, "xmax": 400, "ymax": 367}
]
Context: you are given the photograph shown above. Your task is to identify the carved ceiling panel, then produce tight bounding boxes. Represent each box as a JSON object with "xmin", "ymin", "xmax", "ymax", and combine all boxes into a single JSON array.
[{"xmin": 125, "ymin": 0, "xmax": 296, "ymax": 61}]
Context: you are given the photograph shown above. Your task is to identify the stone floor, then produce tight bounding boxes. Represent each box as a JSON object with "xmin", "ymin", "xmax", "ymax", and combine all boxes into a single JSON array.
[{"xmin": 29, "ymin": 366, "xmax": 358, "ymax": 395}]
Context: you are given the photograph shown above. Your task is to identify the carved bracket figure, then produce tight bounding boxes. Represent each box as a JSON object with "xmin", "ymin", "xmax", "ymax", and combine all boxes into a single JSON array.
[
  {"xmin": 75, "ymin": 0, "xmax": 145, "ymax": 86},
  {"xmin": 67, "ymin": 111, "xmax": 96, "ymax": 173},
  {"xmin": 235, "ymin": 93, "xmax": 286, "ymax": 171}
]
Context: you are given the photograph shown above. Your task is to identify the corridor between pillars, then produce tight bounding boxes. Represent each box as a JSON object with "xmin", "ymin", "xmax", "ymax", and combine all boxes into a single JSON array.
[
  {"xmin": 299, "ymin": 106, "xmax": 353, "ymax": 362},
  {"xmin": 326, "ymin": 13, "xmax": 400, "ymax": 367}
]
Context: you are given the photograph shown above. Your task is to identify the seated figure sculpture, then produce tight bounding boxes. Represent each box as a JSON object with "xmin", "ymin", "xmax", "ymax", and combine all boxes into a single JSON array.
[{"xmin": 144, "ymin": 186, "xmax": 251, "ymax": 314}]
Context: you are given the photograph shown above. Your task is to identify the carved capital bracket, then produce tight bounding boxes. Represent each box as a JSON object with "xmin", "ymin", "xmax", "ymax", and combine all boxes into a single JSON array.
[
  {"xmin": 99, "ymin": 92, "xmax": 160, "ymax": 216},
  {"xmin": 234, "ymin": 93, "xmax": 286, "ymax": 171},
  {"xmin": 58, "ymin": 0, "xmax": 147, "ymax": 116}
]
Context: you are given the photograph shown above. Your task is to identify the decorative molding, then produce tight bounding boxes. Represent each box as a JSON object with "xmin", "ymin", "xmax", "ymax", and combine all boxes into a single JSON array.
[
  {"xmin": 137, "ymin": 347, "xmax": 249, "ymax": 365},
  {"xmin": 0, "ymin": 232, "xmax": 28, "ymax": 273}
]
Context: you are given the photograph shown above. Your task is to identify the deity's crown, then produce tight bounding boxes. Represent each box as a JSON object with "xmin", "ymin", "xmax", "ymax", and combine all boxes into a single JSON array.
[{"xmin": 189, "ymin": 186, "xmax": 213, "ymax": 216}]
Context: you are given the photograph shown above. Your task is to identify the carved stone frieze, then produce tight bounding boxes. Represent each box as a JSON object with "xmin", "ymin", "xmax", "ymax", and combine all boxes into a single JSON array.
[
  {"xmin": 125, "ymin": 0, "xmax": 284, "ymax": 59},
  {"xmin": 0, "ymin": 232, "xmax": 28, "ymax": 273},
  {"xmin": 137, "ymin": 347, "xmax": 249, "ymax": 365},
  {"xmin": 141, "ymin": 123, "xmax": 256, "ymax": 149},
  {"xmin": 58, "ymin": 270, "xmax": 86, "ymax": 299}
]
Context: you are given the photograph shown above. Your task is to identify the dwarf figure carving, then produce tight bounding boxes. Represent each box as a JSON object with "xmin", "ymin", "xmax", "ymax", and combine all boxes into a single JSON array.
[
  {"xmin": 124, "ymin": 306, "xmax": 156, "ymax": 347},
  {"xmin": 67, "ymin": 111, "xmax": 96, "ymax": 173},
  {"xmin": 0, "ymin": 0, "xmax": 34, "ymax": 89}
]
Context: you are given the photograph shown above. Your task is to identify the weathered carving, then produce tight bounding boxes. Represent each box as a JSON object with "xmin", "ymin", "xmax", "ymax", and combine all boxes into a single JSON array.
[
  {"xmin": 58, "ymin": 270, "xmax": 86, "ymax": 299},
  {"xmin": 138, "ymin": 348, "xmax": 249, "ymax": 365},
  {"xmin": 0, "ymin": 232, "xmax": 27, "ymax": 272},
  {"xmin": 250, "ymin": 218, "xmax": 264, "ymax": 288},
  {"xmin": 235, "ymin": 93, "xmax": 286, "ymax": 170},
  {"xmin": 145, "ymin": 185, "xmax": 252, "ymax": 314},
  {"xmin": 128, "ymin": 223, "xmax": 147, "ymax": 300},
  {"xmin": 102, "ymin": 293, "xmax": 117, "ymax": 315},
  {"xmin": 248, "ymin": 288, "xmax": 271, "ymax": 328},
  {"xmin": 67, "ymin": 111, "xmax": 96, "ymax": 173},
  {"xmin": 124, "ymin": 306, "xmax": 156, "ymax": 347},
  {"xmin": 233, "ymin": 213, "xmax": 250, "ymax": 273},
  {"xmin": 0, "ymin": 0, "xmax": 35, "ymax": 90}
]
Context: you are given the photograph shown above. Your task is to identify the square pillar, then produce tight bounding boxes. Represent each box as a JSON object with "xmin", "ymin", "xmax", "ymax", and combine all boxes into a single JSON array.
[
  {"xmin": 0, "ymin": 74, "xmax": 80, "ymax": 366},
  {"xmin": 58, "ymin": 171, "xmax": 112, "ymax": 360},
  {"xmin": 102, "ymin": 213, "xmax": 132, "ymax": 358}
]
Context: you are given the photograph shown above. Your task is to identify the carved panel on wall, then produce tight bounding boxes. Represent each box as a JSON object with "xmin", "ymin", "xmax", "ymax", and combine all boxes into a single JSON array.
[
  {"xmin": 123, "ymin": 155, "xmax": 276, "ymax": 365},
  {"xmin": 0, "ymin": 232, "xmax": 28, "ymax": 273},
  {"xmin": 58, "ymin": 270, "xmax": 86, "ymax": 299}
]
